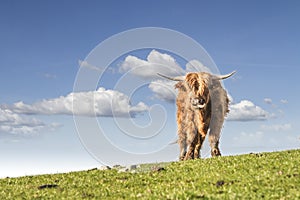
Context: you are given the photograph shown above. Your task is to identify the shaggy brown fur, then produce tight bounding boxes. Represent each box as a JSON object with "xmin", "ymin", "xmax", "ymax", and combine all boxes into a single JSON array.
[{"xmin": 175, "ymin": 72, "xmax": 230, "ymax": 160}]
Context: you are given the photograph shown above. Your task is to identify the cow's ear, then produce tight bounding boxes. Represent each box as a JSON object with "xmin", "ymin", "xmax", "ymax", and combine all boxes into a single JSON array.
[{"xmin": 175, "ymin": 82, "xmax": 186, "ymax": 91}]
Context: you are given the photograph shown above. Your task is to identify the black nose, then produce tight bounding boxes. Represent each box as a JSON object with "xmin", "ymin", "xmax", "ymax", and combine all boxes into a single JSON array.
[{"xmin": 199, "ymin": 98, "xmax": 205, "ymax": 105}]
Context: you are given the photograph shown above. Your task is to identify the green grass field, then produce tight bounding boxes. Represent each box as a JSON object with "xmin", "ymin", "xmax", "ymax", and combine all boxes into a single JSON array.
[{"xmin": 1, "ymin": 149, "xmax": 299, "ymax": 199}]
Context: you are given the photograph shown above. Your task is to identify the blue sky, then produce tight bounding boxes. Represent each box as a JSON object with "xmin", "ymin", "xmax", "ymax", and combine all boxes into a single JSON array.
[{"xmin": 1, "ymin": 0, "xmax": 300, "ymax": 178}]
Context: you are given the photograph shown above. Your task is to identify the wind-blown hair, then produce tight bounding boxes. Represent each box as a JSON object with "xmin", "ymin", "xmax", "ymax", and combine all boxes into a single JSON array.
[{"xmin": 159, "ymin": 71, "xmax": 235, "ymax": 160}]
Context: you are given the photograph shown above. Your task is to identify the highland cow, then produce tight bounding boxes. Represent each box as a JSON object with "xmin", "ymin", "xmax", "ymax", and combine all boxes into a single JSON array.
[{"xmin": 158, "ymin": 71, "xmax": 235, "ymax": 160}]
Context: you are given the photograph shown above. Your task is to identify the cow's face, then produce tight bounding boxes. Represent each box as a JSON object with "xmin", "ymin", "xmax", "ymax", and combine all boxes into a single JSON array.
[{"xmin": 185, "ymin": 73, "xmax": 210, "ymax": 110}]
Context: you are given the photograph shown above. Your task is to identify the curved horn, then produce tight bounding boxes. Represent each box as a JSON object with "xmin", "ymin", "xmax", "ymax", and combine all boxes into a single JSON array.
[
  {"xmin": 157, "ymin": 73, "xmax": 185, "ymax": 81},
  {"xmin": 215, "ymin": 71, "xmax": 236, "ymax": 80}
]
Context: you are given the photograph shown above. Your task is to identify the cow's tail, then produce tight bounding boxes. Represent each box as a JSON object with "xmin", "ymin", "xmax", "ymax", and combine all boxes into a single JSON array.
[{"xmin": 169, "ymin": 139, "xmax": 178, "ymax": 145}]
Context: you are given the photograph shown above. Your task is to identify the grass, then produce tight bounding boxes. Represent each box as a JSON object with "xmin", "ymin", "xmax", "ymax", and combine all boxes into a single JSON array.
[{"xmin": 1, "ymin": 149, "xmax": 299, "ymax": 199}]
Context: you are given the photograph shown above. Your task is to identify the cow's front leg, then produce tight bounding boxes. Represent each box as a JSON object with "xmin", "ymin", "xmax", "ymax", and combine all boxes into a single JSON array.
[
  {"xmin": 184, "ymin": 144, "xmax": 195, "ymax": 160},
  {"xmin": 193, "ymin": 133, "xmax": 201, "ymax": 159},
  {"xmin": 194, "ymin": 134, "xmax": 206, "ymax": 159},
  {"xmin": 184, "ymin": 133, "xmax": 198, "ymax": 160},
  {"xmin": 194, "ymin": 125, "xmax": 209, "ymax": 159}
]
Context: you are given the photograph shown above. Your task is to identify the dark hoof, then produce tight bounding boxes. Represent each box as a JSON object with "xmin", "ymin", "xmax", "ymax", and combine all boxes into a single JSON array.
[
  {"xmin": 184, "ymin": 156, "xmax": 193, "ymax": 161},
  {"xmin": 184, "ymin": 153, "xmax": 194, "ymax": 161},
  {"xmin": 194, "ymin": 150, "xmax": 201, "ymax": 159},
  {"xmin": 211, "ymin": 148, "xmax": 221, "ymax": 157}
]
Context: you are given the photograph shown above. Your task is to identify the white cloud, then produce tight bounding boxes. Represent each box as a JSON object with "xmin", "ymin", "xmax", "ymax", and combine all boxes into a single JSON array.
[
  {"xmin": 264, "ymin": 98, "xmax": 288, "ymax": 105},
  {"xmin": 0, "ymin": 107, "xmax": 60, "ymax": 135},
  {"xmin": 6, "ymin": 87, "xmax": 148, "ymax": 117},
  {"xmin": 1, "ymin": 87, "xmax": 148, "ymax": 135},
  {"xmin": 148, "ymin": 80, "xmax": 177, "ymax": 103},
  {"xmin": 280, "ymin": 99, "xmax": 288, "ymax": 104},
  {"xmin": 264, "ymin": 98, "xmax": 273, "ymax": 105},
  {"xmin": 78, "ymin": 60, "xmax": 108, "ymax": 72},
  {"xmin": 43, "ymin": 73, "xmax": 57, "ymax": 79},
  {"xmin": 185, "ymin": 60, "xmax": 211, "ymax": 73},
  {"xmin": 120, "ymin": 50, "xmax": 213, "ymax": 81},
  {"xmin": 264, "ymin": 98, "xmax": 278, "ymax": 108},
  {"xmin": 79, "ymin": 60, "xmax": 101, "ymax": 72},
  {"xmin": 120, "ymin": 50, "xmax": 185, "ymax": 79},
  {"xmin": 227, "ymin": 100, "xmax": 269, "ymax": 121},
  {"xmin": 260, "ymin": 123, "xmax": 292, "ymax": 132}
]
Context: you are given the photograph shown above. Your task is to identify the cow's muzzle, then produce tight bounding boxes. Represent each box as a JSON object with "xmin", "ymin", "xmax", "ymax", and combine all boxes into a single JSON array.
[{"xmin": 191, "ymin": 98, "xmax": 206, "ymax": 109}]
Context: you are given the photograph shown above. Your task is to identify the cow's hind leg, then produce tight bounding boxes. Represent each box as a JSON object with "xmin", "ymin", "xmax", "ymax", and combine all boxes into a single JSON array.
[
  {"xmin": 210, "ymin": 141, "xmax": 221, "ymax": 156},
  {"xmin": 178, "ymin": 137, "xmax": 187, "ymax": 161},
  {"xmin": 177, "ymin": 123, "xmax": 187, "ymax": 161},
  {"xmin": 209, "ymin": 107, "xmax": 224, "ymax": 157},
  {"xmin": 209, "ymin": 128, "xmax": 222, "ymax": 157}
]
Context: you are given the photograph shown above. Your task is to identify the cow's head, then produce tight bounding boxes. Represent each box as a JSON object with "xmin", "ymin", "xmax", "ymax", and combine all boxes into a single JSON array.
[
  {"xmin": 185, "ymin": 72, "xmax": 210, "ymax": 109},
  {"xmin": 158, "ymin": 71, "xmax": 235, "ymax": 110}
]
